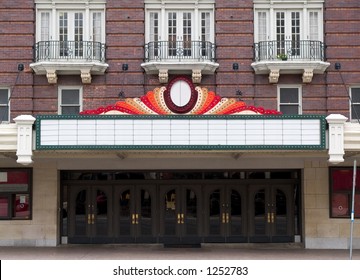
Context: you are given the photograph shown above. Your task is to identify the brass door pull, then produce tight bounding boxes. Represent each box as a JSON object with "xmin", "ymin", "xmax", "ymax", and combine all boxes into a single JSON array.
[
  {"xmin": 132, "ymin": 213, "xmax": 139, "ymax": 225},
  {"xmin": 177, "ymin": 213, "xmax": 185, "ymax": 224}
]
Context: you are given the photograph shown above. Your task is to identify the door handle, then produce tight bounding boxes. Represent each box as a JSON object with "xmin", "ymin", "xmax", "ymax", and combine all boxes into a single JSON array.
[
  {"xmin": 135, "ymin": 213, "xmax": 139, "ymax": 224},
  {"xmin": 222, "ymin": 213, "xmax": 226, "ymax": 223},
  {"xmin": 177, "ymin": 213, "xmax": 185, "ymax": 224},
  {"xmin": 91, "ymin": 213, "xmax": 95, "ymax": 224},
  {"xmin": 132, "ymin": 214, "xmax": 136, "ymax": 225},
  {"xmin": 226, "ymin": 213, "xmax": 229, "ymax": 224},
  {"xmin": 271, "ymin": 212, "xmax": 275, "ymax": 224},
  {"xmin": 88, "ymin": 214, "xmax": 91, "ymax": 224},
  {"xmin": 267, "ymin": 212, "xmax": 271, "ymax": 223}
]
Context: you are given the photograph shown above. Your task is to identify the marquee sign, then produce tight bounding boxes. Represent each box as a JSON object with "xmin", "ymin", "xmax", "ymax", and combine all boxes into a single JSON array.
[{"xmin": 36, "ymin": 77, "xmax": 326, "ymax": 151}]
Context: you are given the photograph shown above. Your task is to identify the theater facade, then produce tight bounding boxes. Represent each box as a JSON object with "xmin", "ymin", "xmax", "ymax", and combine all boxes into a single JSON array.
[{"xmin": 0, "ymin": 0, "xmax": 360, "ymax": 248}]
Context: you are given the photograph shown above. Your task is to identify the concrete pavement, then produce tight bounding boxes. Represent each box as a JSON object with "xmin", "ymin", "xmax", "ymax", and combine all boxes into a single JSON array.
[{"xmin": 0, "ymin": 244, "xmax": 360, "ymax": 260}]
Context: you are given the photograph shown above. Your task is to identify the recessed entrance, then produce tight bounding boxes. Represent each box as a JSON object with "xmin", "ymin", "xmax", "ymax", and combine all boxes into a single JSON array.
[{"xmin": 61, "ymin": 170, "xmax": 301, "ymax": 245}]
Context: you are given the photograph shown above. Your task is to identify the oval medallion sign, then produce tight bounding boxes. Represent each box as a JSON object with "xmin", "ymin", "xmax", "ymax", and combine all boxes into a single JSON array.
[{"xmin": 164, "ymin": 76, "xmax": 198, "ymax": 114}]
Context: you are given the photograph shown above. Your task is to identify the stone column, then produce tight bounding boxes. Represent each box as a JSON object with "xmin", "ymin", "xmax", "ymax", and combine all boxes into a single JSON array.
[
  {"xmin": 326, "ymin": 114, "xmax": 348, "ymax": 164},
  {"xmin": 14, "ymin": 115, "xmax": 36, "ymax": 165}
]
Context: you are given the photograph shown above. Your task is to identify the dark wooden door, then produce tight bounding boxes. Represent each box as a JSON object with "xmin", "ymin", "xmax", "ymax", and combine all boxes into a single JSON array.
[
  {"xmin": 160, "ymin": 184, "xmax": 202, "ymax": 245},
  {"xmin": 204, "ymin": 185, "xmax": 247, "ymax": 242},
  {"xmin": 248, "ymin": 184, "xmax": 294, "ymax": 243},
  {"xmin": 113, "ymin": 184, "xmax": 157, "ymax": 243},
  {"xmin": 68, "ymin": 185, "xmax": 112, "ymax": 243}
]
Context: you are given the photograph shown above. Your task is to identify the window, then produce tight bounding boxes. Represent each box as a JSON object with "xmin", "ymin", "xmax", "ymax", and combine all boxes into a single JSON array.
[
  {"xmin": 350, "ymin": 87, "xmax": 360, "ymax": 120},
  {"xmin": 278, "ymin": 86, "xmax": 302, "ymax": 115},
  {"xmin": 330, "ymin": 167, "xmax": 360, "ymax": 218},
  {"xmin": 254, "ymin": 1, "xmax": 324, "ymax": 60},
  {"xmin": 59, "ymin": 87, "xmax": 82, "ymax": 115},
  {"xmin": 0, "ymin": 169, "xmax": 32, "ymax": 220},
  {"xmin": 0, "ymin": 88, "xmax": 9, "ymax": 122},
  {"xmin": 35, "ymin": 1, "xmax": 105, "ymax": 53},
  {"xmin": 145, "ymin": 0, "xmax": 214, "ymax": 59}
]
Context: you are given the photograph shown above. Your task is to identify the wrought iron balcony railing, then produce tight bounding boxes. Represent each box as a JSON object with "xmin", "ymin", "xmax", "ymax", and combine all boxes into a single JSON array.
[
  {"xmin": 33, "ymin": 41, "xmax": 106, "ymax": 63},
  {"xmin": 253, "ymin": 40, "xmax": 326, "ymax": 62},
  {"xmin": 144, "ymin": 40, "xmax": 216, "ymax": 62}
]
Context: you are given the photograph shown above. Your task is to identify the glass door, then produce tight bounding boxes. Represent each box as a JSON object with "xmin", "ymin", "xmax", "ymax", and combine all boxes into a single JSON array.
[
  {"xmin": 204, "ymin": 185, "xmax": 246, "ymax": 242},
  {"xmin": 68, "ymin": 185, "xmax": 112, "ymax": 243},
  {"xmin": 114, "ymin": 185, "xmax": 156, "ymax": 243},
  {"xmin": 167, "ymin": 12, "xmax": 193, "ymax": 59},
  {"xmin": 160, "ymin": 185, "xmax": 201, "ymax": 245},
  {"xmin": 58, "ymin": 11, "xmax": 84, "ymax": 58},
  {"xmin": 275, "ymin": 11, "xmax": 301, "ymax": 58},
  {"xmin": 248, "ymin": 185, "xmax": 294, "ymax": 242}
]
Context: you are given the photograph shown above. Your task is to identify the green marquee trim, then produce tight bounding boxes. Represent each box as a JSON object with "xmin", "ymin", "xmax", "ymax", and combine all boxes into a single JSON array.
[{"xmin": 35, "ymin": 114, "xmax": 327, "ymax": 151}]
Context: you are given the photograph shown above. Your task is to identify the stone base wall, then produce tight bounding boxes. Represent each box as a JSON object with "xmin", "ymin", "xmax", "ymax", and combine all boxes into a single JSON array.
[{"xmin": 304, "ymin": 160, "xmax": 360, "ymax": 249}]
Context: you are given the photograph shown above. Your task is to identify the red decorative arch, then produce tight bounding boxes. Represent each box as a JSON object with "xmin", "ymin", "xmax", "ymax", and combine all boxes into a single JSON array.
[{"xmin": 80, "ymin": 77, "xmax": 282, "ymax": 116}]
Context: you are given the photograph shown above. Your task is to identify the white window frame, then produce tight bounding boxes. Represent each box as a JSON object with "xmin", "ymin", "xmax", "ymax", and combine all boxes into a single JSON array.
[
  {"xmin": 58, "ymin": 86, "xmax": 83, "ymax": 115},
  {"xmin": 144, "ymin": 0, "xmax": 215, "ymax": 43},
  {"xmin": 253, "ymin": 0, "xmax": 324, "ymax": 43},
  {"xmin": 350, "ymin": 86, "xmax": 360, "ymax": 121},
  {"xmin": 34, "ymin": 1, "xmax": 106, "ymax": 43},
  {"xmin": 0, "ymin": 88, "xmax": 10, "ymax": 123},
  {"xmin": 277, "ymin": 85, "xmax": 302, "ymax": 115}
]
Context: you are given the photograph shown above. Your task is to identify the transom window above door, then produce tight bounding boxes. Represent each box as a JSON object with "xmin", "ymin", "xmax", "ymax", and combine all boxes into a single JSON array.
[
  {"xmin": 30, "ymin": 1, "xmax": 108, "ymax": 84},
  {"xmin": 252, "ymin": 0, "xmax": 330, "ymax": 83},
  {"xmin": 142, "ymin": 0, "xmax": 219, "ymax": 84}
]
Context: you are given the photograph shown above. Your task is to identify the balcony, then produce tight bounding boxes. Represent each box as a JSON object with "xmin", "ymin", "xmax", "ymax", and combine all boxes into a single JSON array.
[
  {"xmin": 251, "ymin": 40, "xmax": 330, "ymax": 83},
  {"xmin": 141, "ymin": 40, "xmax": 219, "ymax": 83},
  {"xmin": 30, "ymin": 41, "xmax": 109, "ymax": 84}
]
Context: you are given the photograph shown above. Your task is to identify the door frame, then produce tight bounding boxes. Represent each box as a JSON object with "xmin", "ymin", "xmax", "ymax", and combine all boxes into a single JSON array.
[
  {"xmin": 67, "ymin": 184, "xmax": 113, "ymax": 244},
  {"xmin": 248, "ymin": 183, "xmax": 295, "ymax": 243},
  {"xmin": 203, "ymin": 184, "xmax": 247, "ymax": 243},
  {"xmin": 159, "ymin": 183, "xmax": 202, "ymax": 245}
]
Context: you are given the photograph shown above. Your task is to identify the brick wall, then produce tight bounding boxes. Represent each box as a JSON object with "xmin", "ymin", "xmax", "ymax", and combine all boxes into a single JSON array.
[
  {"xmin": 2, "ymin": 0, "xmax": 360, "ymax": 117},
  {"xmin": 0, "ymin": 0, "xmax": 34, "ymax": 119},
  {"xmin": 324, "ymin": 0, "xmax": 360, "ymax": 118}
]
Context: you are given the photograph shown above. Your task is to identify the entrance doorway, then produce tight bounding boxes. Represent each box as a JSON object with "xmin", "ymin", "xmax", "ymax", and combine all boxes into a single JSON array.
[
  {"xmin": 68, "ymin": 185, "xmax": 112, "ymax": 243},
  {"xmin": 248, "ymin": 185, "xmax": 294, "ymax": 242},
  {"xmin": 61, "ymin": 170, "xmax": 301, "ymax": 244},
  {"xmin": 204, "ymin": 185, "xmax": 247, "ymax": 243},
  {"xmin": 160, "ymin": 185, "xmax": 202, "ymax": 245}
]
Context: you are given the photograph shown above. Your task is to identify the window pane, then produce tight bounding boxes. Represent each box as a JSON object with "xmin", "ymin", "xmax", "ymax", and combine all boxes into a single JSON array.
[
  {"xmin": 61, "ymin": 106, "xmax": 80, "ymax": 115},
  {"xmin": 280, "ymin": 105, "xmax": 299, "ymax": 115},
  {"xmin": 93, "ymin": 12, "xmax": 102, "ymax": 42},
  {"xmin": 0, "ymin": 107, "xmax": 9, "ymax": 122},
  {"xmin": 351, "ymin": 105, "xmax": 360, "ymax": 120},
  {"xmin": 41, "ymin": 12, "xmax": 50, "ymax": 41},
  {"xmin": 351, "ymin": 88, "xmax": 360, "ymax": 103},
  {"xmin": 258, "ymin": 12, "xmax": 267, "ymax": 42},
  {"xmin": 331, "ymin": 169, "xmax": 360, "ymax": 191},
  {"xmin": 280, "ymin": 88, "xmax": 299, "ymax": 103},
  {"xmin": 62, "ymin": 89, "xmax": 80, "ymax": 104},
  {"xmin": 0, "ymin": 89, "xmax": 8, "ymax": 104},
  {"xmin": 309, "ymin": 11, "xmax": 319, "ymax": 40},
  {"xmin": 0, "ymin": 196, "xmax": 9, "ymax": 217},
  {"xmin": 14, "ymin": 194, "xmax": 30, "ymax": 218}
]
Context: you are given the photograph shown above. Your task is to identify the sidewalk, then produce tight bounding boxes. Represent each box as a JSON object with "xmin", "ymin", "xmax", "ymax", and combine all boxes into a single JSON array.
[{"xmin": 1, "ymin": 244, "xmax": 359, "ymax": 260}]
